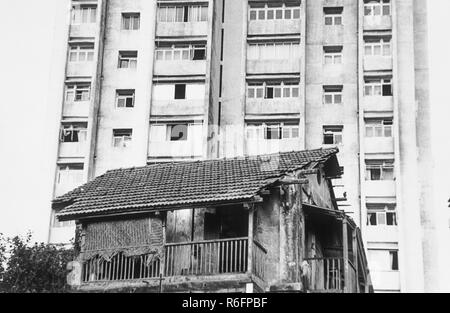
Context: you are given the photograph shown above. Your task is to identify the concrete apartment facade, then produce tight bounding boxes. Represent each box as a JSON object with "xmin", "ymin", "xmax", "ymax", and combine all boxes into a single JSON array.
[{"xmin": 49, "ymin": 0, "xmax": 435, "ymax": 293}]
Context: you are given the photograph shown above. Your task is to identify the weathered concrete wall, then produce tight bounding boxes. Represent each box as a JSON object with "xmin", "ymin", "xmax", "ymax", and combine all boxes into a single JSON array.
[
  {"xmin": 305, "ymin": 0, "xmax": 360, "ymax": 225},
  {"xmin": 254, "ymin": 191, "xmax": 281, "ymax": 285},
  {"xmin": 394, "ymin": 0, "xmax": 425, "ymax": 292},
  {"xmin": 220, "ymin": 0, "xmax": 247, "ymax": 157},
  {"xmin": 93, "ymin": 0, "xmax": 156, "ymax": 176}
]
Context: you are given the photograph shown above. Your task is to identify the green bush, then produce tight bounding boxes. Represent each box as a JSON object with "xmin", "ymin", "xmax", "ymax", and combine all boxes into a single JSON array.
[{"xmin": 0, "ymin": 232, "xmax": 74, "ymax": 293}]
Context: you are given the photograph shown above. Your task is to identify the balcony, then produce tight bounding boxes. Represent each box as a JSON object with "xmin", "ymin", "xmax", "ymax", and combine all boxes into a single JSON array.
[
  {"xmin": 364, "ymin": 180, "xmax": 396, "ymax": 198},
  {"xmin": 59, "ymin": 142, "xmax": 87, "ymax": 159},
  {"xmin": 363, "ymin": 16, "xmax": 392, "ymax": 31},
  {"xmin": 156, "ymin": 22, "xmax": 208, "ymax": 37},
  {"xmin": 304, "ymin": 258, "xmax": 358, "ymax": 293},
  {"xmin": 66, "ymin": 62, "xmax": 95, "ymax": 77},
  {"xmin": 153, "ymin": 60, "xmax": 207, "ymax": 76},
  {"xmin": 246, "ymin": 139, "xmax": 301, "ymax": 156},
  {"xmin": 78, "ymin": 237, "xmax": 267, "ymax": 290},
  {"xmin": 63, "ymin": 101, "xmax": 90, "ymax": 118},
  {"xmin": 148, "ymin": 140, "xmax": 203, "ymax": 159},
  {"xmin": 370, "ymin": 270, "xmax": 400, "ymax": 292},
  {"xmin": 70, "ymin": 24, "xmax": 97, "ymax": 38},
  {"xmin": 363, "ymin": 96, "xmax": 393, "ymax": 113},
  {"xmin": 245, "ymin": 98, "xmax": 301, "ymax": 115},
  {"xmin": 151, "ymin": 99, "xmax": 205, "ymax": 116},
  {"xmin": 246, "ymin": 59, "xmax": 300, "ymax": 74},
  {"xmin": 248, "ymin": 19, "xmax": 301, "ymax": 36},
  {"xmin": 364, "ymin": 56, "xmax": 393, "ymax": 72},
  {"xmin": 364, "ymin": 137, "xmax": 394, "ymax": 154},
  {"xmin": 365, "ymin": 226, "xmax": 399, "ymax": 243}
]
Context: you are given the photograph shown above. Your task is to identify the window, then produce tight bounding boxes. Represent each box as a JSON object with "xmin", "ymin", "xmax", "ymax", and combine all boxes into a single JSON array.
[
  {"xmin": 116, "ymin": 90, "xmax": 135, "ymax": 108},
  {"xmin": 364, "ymin": 78, "xmax": 392, "ymax": 96},
  {"xmin": 366, "ymin": 160, "xmax": 394, "ymax": 181},
  {"xmin": 65, "ymin": 83, "xmax": 91, "ymax": 102},
  {"xmin": 118, "ymin": 51, "xmax": 138, "ymax": 69},
  {"xmin": 69, "ymin": 44, "xmax": 94, "ymax": 62},
  {"xmin": 368, "ymin": 249, "xmax": 399, "ymax": 271},
  {"xmin": 247, "ymin": 42, "xmax": 300, "ymax": 60},
  {"xmin": 390, "ymin": 251, "xmax": 399, "ymax": 270},
  {"xmin": 155, "ymin": 44, "xmax": 206, "ymax": 61},
  {"xmin": 248, "ymin": 4, "xmax": 300, "ymax": 21},
  {"xmin": 174, "ymin": 84, "xmax": 186, "ymax": 99},
  {"xmin": 364, "ymin": 0, "xmax": 391, "ymax": 17},
  {"xmin": 168, "ymin": 124, "xmax": 188, "ymax": 141},
  {"xmin": 365, "ymin": 119, "xmax": 393, "ymax": 137},
  {"xmin": 72, "ymin": 5, "xmax": 97, "ymax": 24},
  {"xmin": 122, "ymin": 13, "xmax": 140, "ymax": 30},
  {"xmin": 323, "ymin": 126, "xmax": 343, "ymax": 145},
  {"xmin": 112, "ymin": 129, "xmax": 133, "ymax": 148},
  {"xmin": 324, "ymin": 8, "xmax": 343, "ymax": 25},
  {"xmin": 323, "ymin": 86, "xmax": 343, "ymax": 104},
  {"xmin": 158, "ymin": 5, "xmax": 208, "ymax": 23},
  {"xmin": 367, "ymin": 204, "xmax": 397, "ymax": 226},
  {"xmin": 57, "ymin": 164, "xmax": 84, "ymax": 185},
  {"xmin": 246, "ymin": 122, "xmax": 299, "ymax": 141},
  {"xmin": 60, "ymin": 124, "xmax": 88, "ymax": 143},
  {"xmin": 247, "ymin": 82, "xmax": 299, "ymax": 99},
  {"xmin": 364, "ymin": 38, "xmax": 391, "ymax": 56},
  {"xmin": 324, "ymin": 46, "xmax": 343, "ymax": 64}
]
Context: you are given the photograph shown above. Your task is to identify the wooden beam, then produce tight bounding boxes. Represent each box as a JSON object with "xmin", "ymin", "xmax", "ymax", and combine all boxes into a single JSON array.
[
  {"xmin": 247, "ymin": 206, "xmax": 254, "ymax": 275},
  {"xmin": 352, "ymin": 228, "xmax": 359, "ymax": 293},
  {"xmin": 342, "ymin": 218, "xmax": 349, "ymax": 293}
]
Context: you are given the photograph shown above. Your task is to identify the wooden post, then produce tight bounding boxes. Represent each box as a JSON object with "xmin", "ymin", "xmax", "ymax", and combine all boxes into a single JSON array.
[
  {"xmin": 352, "ymin": 228, "xmax": 359, "ymax": 293},
  {"xmin": 247, "ymin": 205, "xmax": 254, "ymax": 275},
  {"xmin": 160, "ymin": 213, "xmax": 166, "ymax": 292},
  {"xmin": 342, "ymin": 218, "xmax": 349, "ymax": 293}
]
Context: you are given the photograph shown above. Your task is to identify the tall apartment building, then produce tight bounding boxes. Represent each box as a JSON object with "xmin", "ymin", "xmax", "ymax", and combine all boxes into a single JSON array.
[{"xmin": 49, "ymin": 0, "xmax": 435, "ymax": 293}]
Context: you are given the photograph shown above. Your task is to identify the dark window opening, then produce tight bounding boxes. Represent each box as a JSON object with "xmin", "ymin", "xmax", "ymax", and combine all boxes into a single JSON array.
[
  {"xmin": 368, "ymin": 213, "xmax": 377, "ymax": 226},
  {"xmin": 169, "ymin": 124, "xmax": 188, "ymax": 141},
  {"xmin": 126, "ymin": 98, "xmax": 133, "ymax": 107},
  {"xmin": 265, "ymin": 126, "xmax": 281, "ymax": 140},
  {"xmin": 370, "ymin": 168, "xmax": 381, "ymax": 180},
  {"xmin": 323, "ymin": 133, "xmax": 334, "ymax": 145},
  {"xmin": 390, "ymin": 251, "xmax": 399, "ymax": 271},
  {"xmin": 184, "ymin": 6, "xmax": 189, "ymax": 22},
  {"xmin": 193, "ymin": 47, "xmax": 206, "ymax": 60},
  {"xmin": 174, "ymin": 84, "xmax": 186, "ymax": 99},
  {"xmin": 62, "ymin": 130, "xmax": 80, "ymax": 142},
  {"xmin": 266, "ymin": 87, "xmax": 274, "ymax": 99},
  {"xmin": 386, "ymin": 212, "xmax": 397, "ymax": 226},
  {"xmin": 382, "ymin": 84, "xmax": 392, "ymax": 96}
]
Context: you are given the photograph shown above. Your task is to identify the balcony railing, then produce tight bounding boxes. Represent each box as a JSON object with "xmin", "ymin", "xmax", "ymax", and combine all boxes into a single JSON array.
[
  {"xmin": 82, "ymin": 252, "xmax": 161, "ymax": 283},
  {"xmin": 80, "ymin": 238, "xmax": 267, "ymax": 285},
  {"xmin": 304, "ymin": 257, "xmax": 357, "ymax": 293},
  {"xmin": 165, "ymin": 238, "xmax": 248, "ymax": 277}
]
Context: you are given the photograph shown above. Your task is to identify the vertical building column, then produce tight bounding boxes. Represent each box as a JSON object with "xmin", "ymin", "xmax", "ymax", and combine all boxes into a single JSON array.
[{"xmin": 393, "ymin": 0, "xmax": 424, "ymax": 292}]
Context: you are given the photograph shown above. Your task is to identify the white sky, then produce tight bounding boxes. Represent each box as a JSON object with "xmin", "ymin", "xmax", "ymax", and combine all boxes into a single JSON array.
[{"xmin": 0, "ymin": 0, "xmax": 449, "ymax": 243}]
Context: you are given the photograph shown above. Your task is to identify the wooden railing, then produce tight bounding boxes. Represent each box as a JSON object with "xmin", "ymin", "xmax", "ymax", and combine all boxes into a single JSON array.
[
  {"xmin": 252, "ymin": 241, "xmax": 267, "ymax": 281},
  {"xmin": 164, "ymin": 238, "xmax": 249, "ymax": 277},
  {"xmin": 304, "ymin": 257, "xmax": 358, "ymax": 293},
  {"xmin": 81, "ymin": 238, "xmax": 269, "ymax": 284},
  {"xmin": 82, "ymin": 252, "xmax": 160, "ymax": 283}
]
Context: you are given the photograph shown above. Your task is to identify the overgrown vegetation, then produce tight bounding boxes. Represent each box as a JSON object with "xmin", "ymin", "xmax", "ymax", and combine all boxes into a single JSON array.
[{"xmin": 0, "ymin": 232, "xmax": 74, "ymax": 293}]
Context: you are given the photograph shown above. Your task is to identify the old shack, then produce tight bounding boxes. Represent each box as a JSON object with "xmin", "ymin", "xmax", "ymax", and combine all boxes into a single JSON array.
[{"xmin": 55, "ymin": 148, "xmax": 373, "ymax": 293}]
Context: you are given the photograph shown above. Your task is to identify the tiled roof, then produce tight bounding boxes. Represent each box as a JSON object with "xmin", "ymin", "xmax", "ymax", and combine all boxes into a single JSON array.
[{"xmin": 55, "ymin": 148, "xmax": 339, "ymax": 220}]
